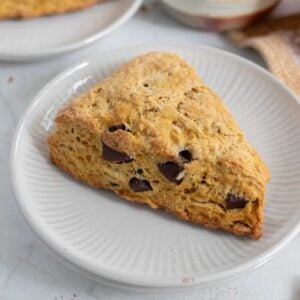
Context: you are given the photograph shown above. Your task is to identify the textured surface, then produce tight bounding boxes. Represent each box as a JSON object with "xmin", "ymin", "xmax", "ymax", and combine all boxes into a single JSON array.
[
  {"xmin": 48, "ymin": 51, "xmax": 269, "ymax": 239},
  {"xmin": 229, "ymin": 13, "xmax": 300, "ymax": 97},
  {"xmin": 11, "ymin": 44, "xmax": 300, "ymax": 289},
  {"xmin": 2, "ymin": 0, "xmax": 300, "ymax": 298},
  {"xmin": 0, "ymin": 0, "xmax": 99, "ymax": 19}
]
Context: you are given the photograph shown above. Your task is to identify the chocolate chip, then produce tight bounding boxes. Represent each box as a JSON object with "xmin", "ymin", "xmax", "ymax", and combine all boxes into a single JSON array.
[
  {"xmin": 136, "ymin": 168, "xmax": 144, "ymax": 175},
  {"xmin": 102, "ymin": 141, "xmax": 132, "ymax": 163},
  {"xmin": 116, "ymin": 158, "xmax": 133, "ymax": 164},
  {"xmin": 129, "ymin": 177, "xmax": 152, "ymax": 192},
  {"xmin": 109, "ymin": 124, "xmax": 127, "ymax": 132},
  {"xmin": 158, "ymin": 162, "xmax": 184, "ymax": 183},
  {"xmin": 226, "ymin": 193, "xmax": 248, "ymax": 209},
  {"xmin": 179, "ymin": 150, "xmax": 192, "ymax": 163}
]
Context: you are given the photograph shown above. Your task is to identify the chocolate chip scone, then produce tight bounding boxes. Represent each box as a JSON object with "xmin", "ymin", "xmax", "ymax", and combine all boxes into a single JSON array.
[
  {"xmin": 48, "ymin": 51, "xmax": 270, "ymax": 239},
  {"xmin": 0, "ymin": 0, "xmax": 100, "ymax": 19}
]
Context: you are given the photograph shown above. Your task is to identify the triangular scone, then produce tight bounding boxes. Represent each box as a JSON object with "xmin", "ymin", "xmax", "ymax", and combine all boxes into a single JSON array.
[
  {"xmin": 0, "ymin": 0, "xmax": 99, "ymax": 19},
  {"xmin": 48, "ymin": 52, "xmax": 270, "ymax": 239}
]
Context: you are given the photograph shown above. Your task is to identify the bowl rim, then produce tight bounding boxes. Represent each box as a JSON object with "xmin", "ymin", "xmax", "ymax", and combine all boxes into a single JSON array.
[{"xmin": 161, "ymin": 0, "xmax": 280, "ymax": 18}]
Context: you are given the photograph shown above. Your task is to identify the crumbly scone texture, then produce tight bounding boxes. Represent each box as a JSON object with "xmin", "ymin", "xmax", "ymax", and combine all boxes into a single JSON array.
[
  {"xmin": 0, "ymin": 0, "xmax": 100, "ymax": 19},
  {"xmin": 48, "ymin": 51, "xmax": 270, "ymax": 240}
]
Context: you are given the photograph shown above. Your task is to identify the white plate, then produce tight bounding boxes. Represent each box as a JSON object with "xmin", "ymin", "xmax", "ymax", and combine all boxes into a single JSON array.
[
  {"xmin": 0, "ymin": 0, "xmax": 141, "ymax": 61},
  {"xmin": 11, "ymin": 44, "xmax": 300, "ymax": 291}
]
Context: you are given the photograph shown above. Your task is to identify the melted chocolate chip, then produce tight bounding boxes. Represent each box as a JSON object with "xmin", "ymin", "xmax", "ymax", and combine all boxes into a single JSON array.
[
  {"xmin": 179, "ymin": 150, "xmax": 192, "ymax": 163},
  {"xmin": 226, "ymin": 193, "xmax": 248, "ymax": 209},
  {"xmin": 109, "ymin": 124, "xmax": 127, "ymax": 132},
  {"xmin": 102, "ymin": 141, "xmax": 132, "ymax": 163},
  {"xmin": 116, "ymin": 159, "xmax": 133, "ymax": 164},
  {"xmin": 129, "ymin": 177, "xmax": 152, "ymax": 192},
  {"xmin": 158, "ymin": 162, "xmax": 184, "ymax": 183}
]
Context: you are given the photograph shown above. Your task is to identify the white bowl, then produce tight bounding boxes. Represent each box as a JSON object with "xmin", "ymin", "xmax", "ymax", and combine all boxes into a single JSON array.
[{"xmin": 161, "ymin": 0, "xmax": 280, "ymax": 31}]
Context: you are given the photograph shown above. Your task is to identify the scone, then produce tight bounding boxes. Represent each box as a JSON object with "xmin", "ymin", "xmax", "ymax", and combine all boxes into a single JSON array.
[
  {"xmin": 48, "ymin": 52, "xmax": 270, "ymax": 239},
  {"xmin": 0, "ymin": 0, "xmax": 100, "ymax": 19}
]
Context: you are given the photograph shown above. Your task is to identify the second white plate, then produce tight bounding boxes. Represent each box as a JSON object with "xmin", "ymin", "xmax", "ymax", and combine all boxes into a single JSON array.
[
  {"xmin": 0, "ymin": 0, "xmax": 141, "ymax": 61},
  {"xmin": 11, "ymin": 44, "xmax": 300, "ymax": 291}
]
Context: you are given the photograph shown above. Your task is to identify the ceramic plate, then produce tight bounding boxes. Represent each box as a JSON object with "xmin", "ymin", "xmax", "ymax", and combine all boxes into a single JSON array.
[
  {"xmin": 0, "ymin": 0, "xmax": 141, "ymax": 61},
  {"xmin": 11, "ymin": 44, "xmax": 300, "ymax": 291}
]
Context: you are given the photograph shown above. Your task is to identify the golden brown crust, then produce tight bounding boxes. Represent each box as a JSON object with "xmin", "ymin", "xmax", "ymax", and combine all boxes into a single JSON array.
[
  {"xmin": 0, "ymin": 0, "xmax": 100, "ymax": 19},
  {"xmin": 48, "ymin": 52, "xmax": 269, "ymax": 240}
]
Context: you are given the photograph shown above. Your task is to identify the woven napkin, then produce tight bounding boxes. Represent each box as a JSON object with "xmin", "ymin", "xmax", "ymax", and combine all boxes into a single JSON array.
[{"xmin": 229, "ymin": 14, "xmax": 300, "ymax": 97}]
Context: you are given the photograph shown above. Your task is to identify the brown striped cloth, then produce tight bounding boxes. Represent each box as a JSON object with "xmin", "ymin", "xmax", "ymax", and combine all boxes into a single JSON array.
[{"xmin": 229, "ymin": 14, "xmax": 300, "ymax": 97}]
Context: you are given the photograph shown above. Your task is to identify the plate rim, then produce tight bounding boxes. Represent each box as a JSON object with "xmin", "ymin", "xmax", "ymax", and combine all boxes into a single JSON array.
[
  {"xmin": 0, "ymin": 0, "xmax": 142, "ymax": 61},
  {"xmin": 10, "ymin": 43, "xmax": 300, "ymax": 290}
]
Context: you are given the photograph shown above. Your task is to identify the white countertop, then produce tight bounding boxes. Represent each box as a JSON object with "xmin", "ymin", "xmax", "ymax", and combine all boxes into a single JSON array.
[{"xmin": 1, "ymin": 1, "xmax": 300, "ymax": 299}]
